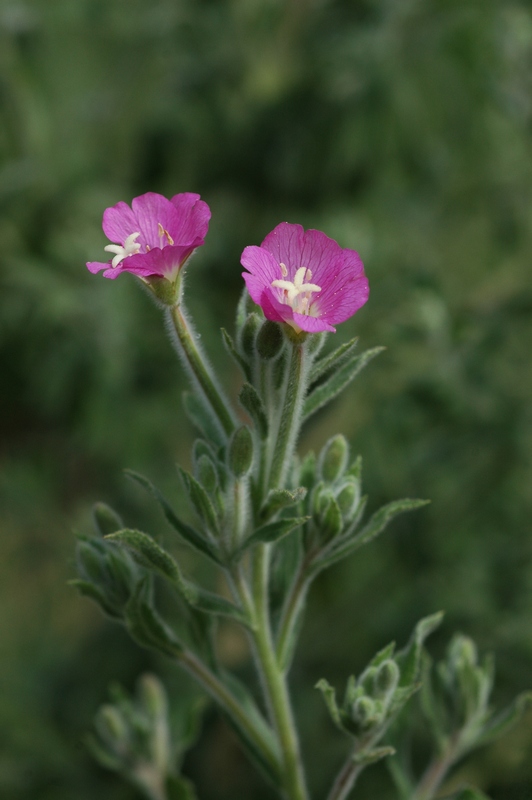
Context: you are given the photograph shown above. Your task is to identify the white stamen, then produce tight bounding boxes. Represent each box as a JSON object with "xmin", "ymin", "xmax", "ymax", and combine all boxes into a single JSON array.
[
  {"xmin": 271, "ymin": 264, "xmax": 321, "ymax": 315},
  {"xmin": 105, "ymin": 231, "xmax": 141, "ymax": 268}
]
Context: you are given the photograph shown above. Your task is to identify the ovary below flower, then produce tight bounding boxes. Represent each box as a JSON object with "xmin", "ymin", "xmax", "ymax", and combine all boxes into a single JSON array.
[{"xmin": 240, "ymin": 222, "xmax": 369, "ymax": 333}]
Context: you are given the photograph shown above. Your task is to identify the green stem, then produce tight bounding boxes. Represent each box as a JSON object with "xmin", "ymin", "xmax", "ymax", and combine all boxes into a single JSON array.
[
  {"xmin": 326, "ymin": 756, "xmax": 365, "ymax": 800},
  {"xmin": 169, "ymin": 302, "xmax": 236, "ymax": 438},
  {"xmin": 178, "ymin": 648, "xmax": 280, "ymax": 781},
  {"xmin": 251, "ymin": 544, "xmax": 309, "ymax": 800},
  {"xmin": 275, "ymin": 563, "xmax": 311, "ymax": 673},
  {"xmin": 268, "ymin": 341, "xmax": 309, "ymax": 490},
  {"xmin": 411, "ymin": 741, "xmax": 458, "ymax": 800}
]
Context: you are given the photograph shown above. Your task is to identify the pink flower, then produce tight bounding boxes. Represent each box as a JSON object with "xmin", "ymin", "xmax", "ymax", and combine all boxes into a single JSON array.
[
  {"xmin": 240, "ymin": 222, "xmax": 369, "ymax": 333},
  {"xmin": 87, "ymin": 192, "xmax": 211, "ymax": 280}
]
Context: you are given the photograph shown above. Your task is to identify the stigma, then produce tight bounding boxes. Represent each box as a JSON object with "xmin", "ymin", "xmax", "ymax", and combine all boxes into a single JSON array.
[
  {"xmin": 105, "ymin": 232, "xmax": 142, "ymax": 268},
  {"xmin": 271, "ymin": 266, "xmax": 321, "ymax": 315}
]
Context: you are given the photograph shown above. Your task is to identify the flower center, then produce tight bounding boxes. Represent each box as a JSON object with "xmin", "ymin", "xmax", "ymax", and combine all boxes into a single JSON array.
[
  {"xmin": 104, "ymin": 232, "xmax": 141, "ymax": 268},
  {"xmin": 271, "ymin": 265, "xmax": 322, "ymax": 315}
]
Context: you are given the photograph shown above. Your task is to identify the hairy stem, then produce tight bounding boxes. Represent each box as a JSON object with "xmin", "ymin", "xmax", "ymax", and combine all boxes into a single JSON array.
[
  {"xmin": 178, "ymin": 649, "xmax": 280, "ymax": 781},
  {"xmin": 275, "ymin": 562, "xmax": 311, "ymax": 672},
  {"xmin": 411, "ymin": 738, "xmax": 459, "ymax": 800},
  {"xmin": 268, "ymin": 341, "xmax": 309, "ymax": 490},
  {"xmin": 251, "ymin": 544, "xmax": 309, "ymax": 800},
  {"xmin": 326, "ymin": 756, "xmax": 365, "ymax": 800},
  {"xmin": 169, "ymin": 301, "xmax": 236, "ymax": 438}
]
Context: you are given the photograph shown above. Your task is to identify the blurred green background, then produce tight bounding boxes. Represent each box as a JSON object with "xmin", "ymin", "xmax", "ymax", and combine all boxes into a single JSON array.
[{"xmin": 2, "ymin": 0, "xmax": 532, "ymax": 797}]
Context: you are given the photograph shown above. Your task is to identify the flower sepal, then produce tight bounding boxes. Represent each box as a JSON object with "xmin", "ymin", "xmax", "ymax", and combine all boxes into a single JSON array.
[{"xmin": 143, "ymin": 274, "xmax": 181, "ymax": 307}]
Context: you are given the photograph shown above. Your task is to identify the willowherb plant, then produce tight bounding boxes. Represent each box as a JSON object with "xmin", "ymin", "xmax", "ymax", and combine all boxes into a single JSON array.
[{"xmin": 74, "ymin": 192, "xmax": 531, "ymax": 800}]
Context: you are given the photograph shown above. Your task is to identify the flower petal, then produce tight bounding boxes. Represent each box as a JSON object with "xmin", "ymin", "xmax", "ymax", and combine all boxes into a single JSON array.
[{"xmin": 102, "ymin": 201, "xmax": 139, "ymax": 244}]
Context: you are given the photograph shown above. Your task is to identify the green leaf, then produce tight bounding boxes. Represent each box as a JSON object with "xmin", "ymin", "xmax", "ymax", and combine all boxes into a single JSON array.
[
  {"xmin": 92, "ymin": 502, "xmax": 124, "ymax": 536},
  {"xmin": 352, "ymin": 745, "xmax": 396, "ymax": 765},
  {"xmin": 260, "ymin": 487, "xmax": 307, "ymax": 521},
  {"xmin": 221, "ymin": 327, "xmax": 251, "ymax": 379},
  {"xmin": 313, "ymin": 498, "xmax": 429, "ymax": 572},
  {"xmin": 303, "ymin": 346, "xmax": 385, "ymax": 421},
  {"xmin": 105, "ymin": 529, "xmax": 192, "ymax": 596},
  {"xmin": 106, "ymin": 530, "xmax": 249, "ymax": 626},
  {"xmin": 178, "ymin": 466, "xmax": 220, "ymax": 535},
  {"xmin": 239, "ymin": 383, "xmax": 268, "ymax": 439},
  {"xmin": 236, "ymin": 517, "xmax": 309, "ymax": 555},
  {"xmin": 450, "ymin": 788, "xmax": 492, "ymax": 800},
  {"xmin": 396, "ymin": 611, "xmax": 444, "ymax": 688},
  {"xmin": 476, "ymin": 690, "xmax": 532, "ymax": 747},
  {"xmin": 315, "ymin": 678, "xmax": 343, "ymax": 729},
  {"xmin": 310, "ymin": 336, "xmax": 359, "ymax": 384},
  {"xmin": 166, "ymin": 775, "xmax": 199, "ymax": 800},
  {"xmin": 69, "ymin": 579, "xmax": 121, "ymax": 619},
  {"xmin": 183, "ymin": 391, "xmax": 225, "ymax": 449},
  {"xmin": 125, "ymin": 470, "xmax": 222, "ymax": 565},
  {"xmin": 125, "ymin": 579, "xmax": 183, "ymax": 657}
]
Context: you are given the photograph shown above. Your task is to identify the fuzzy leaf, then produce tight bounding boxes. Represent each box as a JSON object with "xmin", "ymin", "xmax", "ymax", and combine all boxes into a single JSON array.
[
  {"xmin": 303, "ymin": 346, "xmax": 385, "ymax": 421},
  {"xmin": 239, "ymin": 383, "xmax": 268, "ymax": 439},
  {"xmin": 221, "ymin": 327, "xmax": 251, "ymax": 379},
  {"xmin": 125, "ymin": 470, "xmax": 222, "ymax": 565},
  {"xmin": 315, "ymin": 678, "xmax": 343, "ymax": 729},
  {"xmin": 260, "ymin": 487, "xmax": 307, "ymax": 521},
  {"xmin": 69, "ymin": 579, "xmax": 121, "ymax": 619},
  {"xmin": 476, "ymin": 691, "xmax": 532, "ymax": 747},
  {"xmin": 352, "ymin": 745, "xmax": 396, "ymax": 765},
  {"xmin": 313, "ymin": 498, "xmax": 429, "ymax": 572},
  {"xmin": 310, "ymin": 337, "xmax": 359, "ymax": 384},
  {"xmin": 396, "ymin": 611, "xmax": 444, "ymax": 688},
  {"xmin": 106, "ymin": 530, "xmax": 248, "ymax": 626},
  {"xmin": 183, "ymin": 391, "xmax": 225, "ymax": 448},
  {"xmin": 125, "ymin": 580, "xmax": 183, "ymax": 657},
  {"xmin": 178, "ymin": 466, "xmax": 220, "ymax": 535},
  {"xmin": 236, "ymin": 517, "xmax": 309, "ymax": 555}
]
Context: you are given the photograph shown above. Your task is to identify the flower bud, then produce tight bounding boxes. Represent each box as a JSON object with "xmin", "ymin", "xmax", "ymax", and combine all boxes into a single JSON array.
[
  {"xmin": 373, "ymin": 660, "xmax": 400, "ymax": 701},
  {"xmin": 319, "ymin": 435, "xmax": 349, "ymax": 483},
  {"xmin": 228, "ymin": 426, "xmax": 254, "ymax": 478},
  {"xmin": 319, "ymin": 495, "xmax": 343, "ymax": 542},
  {"xmin": 256, "ymin": 320, "xmax": 284, "ymax": 360},
  {"xmin": 95, "ymin": 705, "xmax": 129, "ymax": 750},
  {"xmin": 352, "ymin": 696, "xmax": 378, "ymax": 730},
  {"xmin": 139, "ymin": 674, "xmax": 168, "ymax": 720},
  {"xmin": 196, "ymin": 454, "xmax": 218, "ymax": 495},
  {"xmin": 92, "ymin": 502, "xmax": 123, "ymax": 537},
  {"xmin": 335, "ymin": 479, "xmax": 361, "ymax": 520}
]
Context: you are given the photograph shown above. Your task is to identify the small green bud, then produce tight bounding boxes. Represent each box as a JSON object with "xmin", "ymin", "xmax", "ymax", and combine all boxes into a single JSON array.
[
  {"xmin": 299, "ymin": 451, "xmax": 316, "ymax": 490},
  {"xmin": 228, "ymin": 426, "xmax": 254, "ymax": 478},
  {"xmin": 95, "ymin": 705, "xmax": 129, "ymax": 750},
  {"xmin": 320, "ymin": 496, "xmax": 343, "ymax": 542},
  {"xmin": 239, "ymin": 313, "xmax": 261, "ymax": 359},
  {"xmin": 352, "ymin": 696, "xmax": 378, "ymax": 730},
  {"xmin": 256, "ymin": 320, "xmax": 284, "ymax": 360},
  {"xmin": 319, "ymin": 435, "xmax": 349, "ymax": 483},
  {"xmin": 335, "ymin": 479, "xmax": 361, "ymax": 520},
  {"xmin": 373, "ymin": 660, "xmax": 400, "ymax": 700},
  {"xmin": 139, "ymin": 674, "xmax": 168, "ymax": 720},
  {"xmin": 450, "ymin": 635, "xmax": 478, "ymax": 671},
  {"xmin": 92, "ymin": 503, "xmax": 124, "ymax": 537},
  {"xmin": 76, "ymin": 539, "xmax": 106, "ymax": 583},
  {"xmin": 196, "ymin": 454, "xmax": 218, "ymax": 495}
]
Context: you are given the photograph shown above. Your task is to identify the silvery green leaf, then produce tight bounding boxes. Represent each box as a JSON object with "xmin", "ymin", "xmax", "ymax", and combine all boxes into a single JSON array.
[
  {"xmin": 303, "ymin": 346, "xmax": 385, "ymax": 421},
  {"xmin": 183, "ymin": 391, "xmax": 225, "ymax": 448},
  {"xmin": 221, "ymin": 327, "xmax": 251, "ymax": 379},
  {"xmin": 125, "ymin": 579, "xmax": 183, "ymax": 657},
  {"xmin": 310, "ymin": 336, "xmax": 359, "ymax": 384},
  {"xmin": 69, "ymin": 579, "xmax": 121, "ymax": 619},
  {"xmin": 239, "ymin": 383, "xmax": 268, "ymax": 439},
  {"xmin": 125, "ymin": 470, "xmax": 222, "ymax": 565},
  {"xmin": 177, "ymin": 466, "xmax": 221, "ymax": 536},
  {"xmin": 260, "ymin": 487, "xmax": 307, "ymax": 521},
  {"xmin": 315, "ymin": 678, "xmax": 343, "ymax": 729},
  {"xmin": 396, "ymin": 611, "xmax": 445, "ymax": 688},
  {"xmin": 235, "ymin": 517, "xmax": 309, "ymax": 555},
  {"xmin": 476, "ymin": 690, "xmax": 532, "ymax": 747}
]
